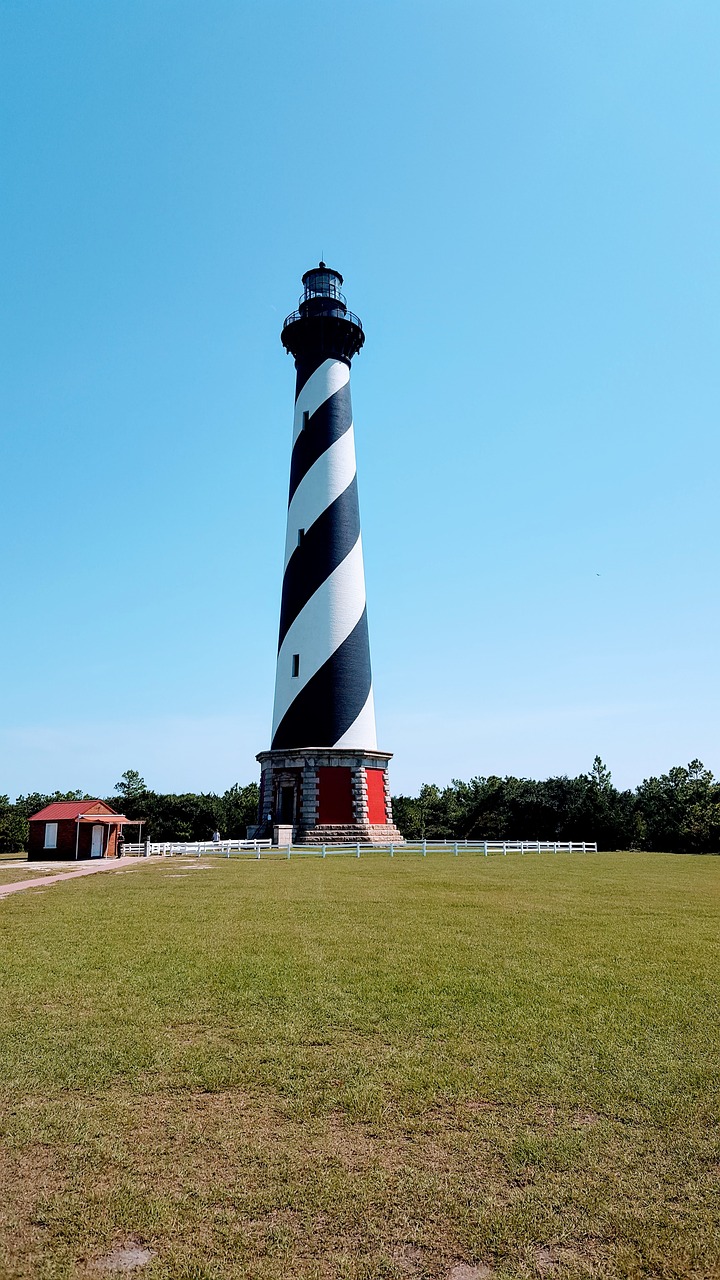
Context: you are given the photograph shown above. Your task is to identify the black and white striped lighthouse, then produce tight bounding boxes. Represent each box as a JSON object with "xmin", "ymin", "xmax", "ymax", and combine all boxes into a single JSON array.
[{"xmin": 256, "ymin": 264, "xmax": 402, "ymax": 844}]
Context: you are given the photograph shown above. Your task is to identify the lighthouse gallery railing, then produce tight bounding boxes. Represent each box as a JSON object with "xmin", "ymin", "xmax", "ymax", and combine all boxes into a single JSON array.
[{"xmin": 282, "ymin": 308, "xmax": 364, "ymax": 331}]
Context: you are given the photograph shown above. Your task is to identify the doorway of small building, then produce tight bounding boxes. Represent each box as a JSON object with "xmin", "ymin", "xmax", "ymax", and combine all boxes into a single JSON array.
[
  {"xmin": 90, "ymin": 824, "xmax": 104, "ymax": 858},
  {"xmin": 279, "ymin": 785, "xmax": 295, "ymax": 825}
]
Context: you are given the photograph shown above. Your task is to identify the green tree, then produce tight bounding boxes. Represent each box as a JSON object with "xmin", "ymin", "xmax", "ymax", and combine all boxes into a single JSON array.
[
  {"xmin": 636, "ymin": 760, "xmax": 720, "ymax": 853},
  {"xmin": 391, "ymin": 794, "xmax": 422, "ymax": 839},
  {"xmin": 219, "ymin": 783, "xmax": 260, "ymax": 837},
  {"xmin": 589, "ymin": 755, "xmax": 612, "ymax": 793},
  {"xmin": 114, "ymin": 770, "xmax": 147, "ymax": 804},
  {"xmin": 0, "ymin": 796, "xmax": 27, "ymax": 853}
]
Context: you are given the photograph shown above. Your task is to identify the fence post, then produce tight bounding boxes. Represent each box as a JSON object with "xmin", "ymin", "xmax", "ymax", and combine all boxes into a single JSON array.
[
  {"xmin": 454, "ymin": 842, "xmax": 458, "ymax": 856},
  {"xmin": 287, "ymin": 844, "xmax": 291, "ymax": 859},
  {"xmin": 322, "ymin": 844, "xmax": 326, "ymax": 858},
  {"xmin": 422, "ymin": 840, "xmax": 427, "ymax": 857},
  {"xmin": 389, "ymin": 844, "xmax": 394, "ymax": 857},
  {"xmin": 356, "ymin": 843, "xmax": 360, "ymax": 858},
  {"xmin": 503, "ymin": 842, "xmax": 507, "ymax": 856},
  {"xmin": 484, "ymin": 842, "xmax": 488, "ymax": 857}
]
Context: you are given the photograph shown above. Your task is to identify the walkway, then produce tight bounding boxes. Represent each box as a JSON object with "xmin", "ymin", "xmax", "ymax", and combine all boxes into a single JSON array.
[{"xmin": 0, "ymin": 857, "xmax": 144, "ymax": 900}]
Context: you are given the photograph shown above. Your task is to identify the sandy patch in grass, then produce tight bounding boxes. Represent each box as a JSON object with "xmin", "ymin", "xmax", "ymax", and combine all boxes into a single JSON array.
[
  {"xmin": 0, "ymin": 867, "xmax": 72, "ymax": 886},
  {"xmin": 92, "ymin": 1240, "xmax": 156, "ymax": 1272}
]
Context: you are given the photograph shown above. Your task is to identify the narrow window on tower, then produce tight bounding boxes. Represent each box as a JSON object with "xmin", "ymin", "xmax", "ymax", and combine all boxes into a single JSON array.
[
  {"xmin": 291, "ymin": 654, "xmax": 300, "ymax": 678},
  {"xmin": 302, "ymin": 410, "xmax": 309, "ymax": 431},
  {"xmin": 297, "ymin": 528, "xmax": 305, "ymax": 546}
]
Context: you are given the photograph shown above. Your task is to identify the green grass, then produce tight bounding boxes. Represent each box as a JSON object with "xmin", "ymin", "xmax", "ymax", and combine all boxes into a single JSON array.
[{"xmin": 0, "ymin": 852, "xmax": 718, "ymax": 1279}]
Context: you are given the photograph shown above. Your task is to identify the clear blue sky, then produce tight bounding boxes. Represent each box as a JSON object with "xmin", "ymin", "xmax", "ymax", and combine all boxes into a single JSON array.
[{"xmin": 2, "ymin": 1, "xmax": 718, "ymax": 800}]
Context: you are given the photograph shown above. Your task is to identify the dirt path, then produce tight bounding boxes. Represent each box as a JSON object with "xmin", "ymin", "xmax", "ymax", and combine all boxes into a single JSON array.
[{"xmin": 0, "ymin": 858, "xmax": 143, "ymax": 900}]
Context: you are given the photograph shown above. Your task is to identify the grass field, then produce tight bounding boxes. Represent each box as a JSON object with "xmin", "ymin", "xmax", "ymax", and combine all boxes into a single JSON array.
[{"xmin": 0, "ymin": 851, "xmax": 718, "ymax": 1280}]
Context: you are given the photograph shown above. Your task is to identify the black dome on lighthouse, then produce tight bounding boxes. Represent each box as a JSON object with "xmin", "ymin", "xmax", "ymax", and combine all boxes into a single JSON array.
[{"xmin": 301, "ymin": 261, "xmax": 344, "ymax": 288}]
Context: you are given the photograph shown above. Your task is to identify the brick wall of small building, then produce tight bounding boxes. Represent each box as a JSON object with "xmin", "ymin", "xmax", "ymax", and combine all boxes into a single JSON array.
[{"xmin": 28, "ymin": 803, "xmax": 119, "ymax": 861}]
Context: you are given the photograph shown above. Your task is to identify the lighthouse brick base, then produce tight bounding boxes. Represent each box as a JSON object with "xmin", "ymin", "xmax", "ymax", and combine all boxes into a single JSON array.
[{"xmin": 256, "ymin": 748, "xmax": 403, "ymax": 845}]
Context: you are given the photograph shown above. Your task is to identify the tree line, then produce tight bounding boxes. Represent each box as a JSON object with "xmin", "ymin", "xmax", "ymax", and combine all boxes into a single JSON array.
[
  {"xmin": 1, "ymin": 758, "xmax": 719, "ymax": 854},
  {"xmin": 0, "ymin": 771, "xmax": 259, "ymax": 852},
  {"xmin": 392, "ymin": 757, "xmax": 720, "ymax": 853}
]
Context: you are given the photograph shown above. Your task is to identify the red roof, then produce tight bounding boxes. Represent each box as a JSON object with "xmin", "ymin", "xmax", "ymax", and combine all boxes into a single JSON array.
[{"xmin": 29, "ymin": 800, "xmax": 118, "ymax": 822}]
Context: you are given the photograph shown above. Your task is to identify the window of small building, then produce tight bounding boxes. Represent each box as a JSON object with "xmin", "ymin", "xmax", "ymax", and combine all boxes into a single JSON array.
[
  {"xmin": 292, "ymin": 654, "xmax": 300, "ymax": 678},
  {"xmin": 302, "ymin": 410, "xmax": 309, "ymax": 430},
  {"xmin": 44, "ymin": 822, "xmax": 58, "ymax": 849},
  {"xmin": 297, "ymin": 528, "xmax": 305, "ymax": 546}
]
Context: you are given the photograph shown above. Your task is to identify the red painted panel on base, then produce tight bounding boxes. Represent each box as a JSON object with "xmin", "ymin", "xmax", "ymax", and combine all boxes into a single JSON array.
[
  {"xmin": 318, "ymin": 767, "xmax": 353, "ymax": 823},
  {"xmin": 366, "ymin": 768, "xmax": 387, "ymax": 824}
]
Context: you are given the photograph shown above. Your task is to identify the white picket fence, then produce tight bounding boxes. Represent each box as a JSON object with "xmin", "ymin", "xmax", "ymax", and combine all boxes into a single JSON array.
[
  {"xmin": 122, "ymin": 839, "xmax": 270, "ymax": 857},
  {"xmin": 122, "ymin": 839, "xmax": 597, "ymax": 859}
]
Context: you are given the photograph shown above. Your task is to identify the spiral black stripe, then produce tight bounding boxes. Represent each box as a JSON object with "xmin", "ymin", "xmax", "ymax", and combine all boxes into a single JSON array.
[
  {"xmin": 288, "ymin": 382, "xmax": 353, "ymax": 504},
  {"xmin": 271, "ymin": 609, "xmax": 371, "ymax": 750},
  {"xmin": 278, "ymin": 476, "xmax": 360, "ymax": 651}
]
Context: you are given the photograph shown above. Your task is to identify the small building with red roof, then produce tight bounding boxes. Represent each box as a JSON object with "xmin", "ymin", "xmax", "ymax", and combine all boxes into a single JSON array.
[{"xmin": 28, "ymin": 800, "xmax": 141, "ymax": 861}]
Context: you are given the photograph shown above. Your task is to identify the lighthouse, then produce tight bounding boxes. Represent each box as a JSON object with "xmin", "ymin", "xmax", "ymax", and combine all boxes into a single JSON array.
[{"xmin": 256, "ymin": 264, "xmax": 403, "ymax": 845}]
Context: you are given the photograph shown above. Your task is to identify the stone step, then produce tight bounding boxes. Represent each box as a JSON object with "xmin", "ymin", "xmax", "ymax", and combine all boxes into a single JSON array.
[{"xmin": 295, "ymin": 823, "xmax": 404, "ymax": 846}]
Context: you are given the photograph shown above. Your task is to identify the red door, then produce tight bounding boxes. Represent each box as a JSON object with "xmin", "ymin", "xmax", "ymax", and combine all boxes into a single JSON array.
[
  {"xmin": 366, "ymin": 769, "xmax": 386, "ymax": 824},
  {"xmin": 317, "ymin": 767, "xmax": 353, "ymax": 823}
]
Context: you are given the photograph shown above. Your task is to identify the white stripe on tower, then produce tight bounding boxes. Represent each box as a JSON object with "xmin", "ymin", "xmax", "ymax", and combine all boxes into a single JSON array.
[
  {"xmin": 283, "ymin": 427, "xmax": 357, "ymax": 570},
  {"xmin": 271, "ymin": 354, "xmax": 377, "ymax": 751},
  {"xmin": 292, "ymin": 359, "xmax": 349, "ymax": 443},
  {"xmin": 272, "ymin": 535, "xmax": 367, "ymax": 733},
  {"xmin": 333, "ymin": 687, "xmax": 377, "ymax": 749}
]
